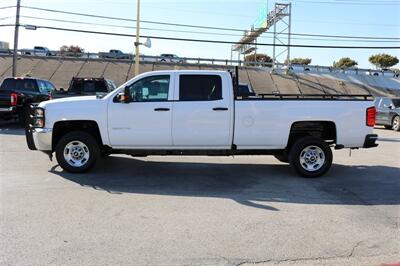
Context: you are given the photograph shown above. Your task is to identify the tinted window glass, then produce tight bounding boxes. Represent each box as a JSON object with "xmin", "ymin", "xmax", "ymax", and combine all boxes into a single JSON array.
[
  {"xmin": 45, "ymin": 81, "xmax": 56, "ymax": 92},
  {"xmin": 392, "ymin": 99, "xmax": 400, "ymax": 108},
  {"xmin": 127, "ymin": 75, "xmax": 170, "ymax": 102},
  {"xmin": 381, "ymin": 98, "xmax": 391, "ymax": 107},
  {"xmin": 37, "ymin": 80, "xmax": 48, "ymax": 93},
  {"xmin": 179, "ymin": 75, "xmax": 222, "ymax": 101},
  {"xmin": 70, "ymin": 80, "xmax": 108, "ymax": 93},
  {"xmin": 0, "ymin": 79, "xmax": 37, "ymax": 92}
]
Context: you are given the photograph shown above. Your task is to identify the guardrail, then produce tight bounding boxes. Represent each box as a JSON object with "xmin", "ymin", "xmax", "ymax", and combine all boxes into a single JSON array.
[{"xmin": 0, "ymin": 48, "xmax": 398, "ymax": 78}]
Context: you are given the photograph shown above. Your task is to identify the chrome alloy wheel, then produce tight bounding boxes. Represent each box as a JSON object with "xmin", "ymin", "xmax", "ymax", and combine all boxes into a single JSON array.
[
  {"xmin": 299, "ymin": 145, "xmax": 325, "ymax": 172},
  {"xmin": 63, "ymin": 141, "xmax": 90, "ymax": 167},
  {"xmin": 393, "ymin": 116, "xmax": 400, "ymax": 131}
]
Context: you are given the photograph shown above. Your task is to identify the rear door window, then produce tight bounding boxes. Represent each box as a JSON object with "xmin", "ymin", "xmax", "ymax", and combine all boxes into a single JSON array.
[{"xmin": 179, "ymin": 75, "xmax": 222, "ymax": 101}]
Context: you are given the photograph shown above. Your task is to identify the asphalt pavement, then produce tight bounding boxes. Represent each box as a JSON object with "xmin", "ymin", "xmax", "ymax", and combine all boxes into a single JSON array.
[{"xmin": 0, "ymin": 121, "xmax": 399, "ymax": 266}]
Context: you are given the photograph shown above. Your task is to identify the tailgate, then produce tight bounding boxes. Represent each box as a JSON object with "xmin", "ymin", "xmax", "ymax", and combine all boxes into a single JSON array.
[{"xmin": 0, "ymin": 92, "xmax": 11, "ymax": 108}]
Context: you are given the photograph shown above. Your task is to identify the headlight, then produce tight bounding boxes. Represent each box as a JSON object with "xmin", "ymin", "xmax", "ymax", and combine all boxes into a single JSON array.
[
  {"xmin": 33, "ymin": 108, "xmax": 45, "ymax": 128},
  {"xmin": 34, "ymin": 108, "xmax": 44, "ymax": 117}
]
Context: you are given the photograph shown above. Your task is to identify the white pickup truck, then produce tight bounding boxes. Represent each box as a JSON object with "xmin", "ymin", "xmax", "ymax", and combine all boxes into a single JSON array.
[{"xmin": 26, "ymin": 70, "xmax": 378, "ymax": 177}]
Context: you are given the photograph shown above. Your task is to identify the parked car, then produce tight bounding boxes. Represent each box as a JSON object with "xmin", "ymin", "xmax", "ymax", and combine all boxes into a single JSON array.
[
  {"xmin": 0, "ymin": 77, "xmax": 54, "ymax": 125},
  {"xmin": 159, "ymin": 54, "xmax": 184, "ymax": 63},
  {"xmin": 0, "ymin": 41, "xmax": 10, "ymax": 54},
  {"xmin": 26, "ymin": 70, "xmax": 378, "ymax": 177},
  {"xmin": 53, "ymin": 77, "xmax": 117, "ymax": 98},
  {"xmin": 20, "ymin": 46, "xmax": 55, "ymax": 56},
  {"xmin": 375, "ymin": 97, "xmax": 400, "ymax": 131},
  {"xmin": 99, "ymin": 50, "xmax": 131, "ymax": 60},
  {"xmin": 366, "ymin": 70, "xmax": 380, "ymax": 76}
]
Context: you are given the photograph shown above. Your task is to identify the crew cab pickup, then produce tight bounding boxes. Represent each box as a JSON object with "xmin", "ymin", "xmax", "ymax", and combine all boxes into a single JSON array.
[
  {"xmin": 26, "ymin": 70, "xmax": 378, "ymax": 177},
  {"xmin": 99, "ymin": 50, "xmax": 131, "ymax": 59},
  {"xmin": 0, "ymin": 77, "xmax": 54, "ymax": 125}
]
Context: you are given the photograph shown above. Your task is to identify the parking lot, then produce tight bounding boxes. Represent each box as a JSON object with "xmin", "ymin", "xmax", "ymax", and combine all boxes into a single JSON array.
[{"xmin": 0, "ymin": 122, "xmax": 399, "ymax": 265}]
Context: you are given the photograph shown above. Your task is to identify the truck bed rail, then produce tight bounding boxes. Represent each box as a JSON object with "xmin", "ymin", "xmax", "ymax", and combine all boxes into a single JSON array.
[{"xmin": 235, "ymin": 93, "xmax": 374, "ymax": 101}]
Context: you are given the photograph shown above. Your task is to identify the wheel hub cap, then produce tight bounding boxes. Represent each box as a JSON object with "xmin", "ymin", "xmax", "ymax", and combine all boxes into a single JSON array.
[
  {"xmin": 64, "ymin": 141, "xmax": 90, "ymax": 167},
  {"xmin": 299, "ymin": 145, "xmax": 325, "ymax": 172}
]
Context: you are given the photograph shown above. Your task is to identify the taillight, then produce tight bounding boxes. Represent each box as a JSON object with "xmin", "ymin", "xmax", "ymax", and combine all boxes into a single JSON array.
[
  {"xmin": 10, "ymin": 93, "xmax": 18, "ymax": 106},
  {"xmin": 48, "ymin": 93, "xmax": 52, "ymax": 100},
  {"xmin": 366, "ymin": 107, "xmax": 376, "ymax": 127}
]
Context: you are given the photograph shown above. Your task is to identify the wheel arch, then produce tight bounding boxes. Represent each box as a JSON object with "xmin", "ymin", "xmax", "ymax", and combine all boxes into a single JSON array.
[
  {"xmin": 390, "ymin": 112, "xmax": 399, "ymax": 122},
  {"xmin": 286, "ymin": 121, "xmax": 337, "ymax": 150},
  {"xmin": 52, "ymin": 120, "xmax": 103, "ymax": 151}
]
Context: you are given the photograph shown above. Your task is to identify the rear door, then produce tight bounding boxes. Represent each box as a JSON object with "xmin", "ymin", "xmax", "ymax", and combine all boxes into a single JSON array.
[{"xmin": 172, "ymin": 73, "xmax": 232, "ymax": 148}]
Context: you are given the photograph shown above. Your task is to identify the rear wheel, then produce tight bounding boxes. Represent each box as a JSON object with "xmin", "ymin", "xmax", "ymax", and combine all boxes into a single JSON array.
[
  {"xmin": 55, "ymin": 131, "xmax": 99, "ymax": 173},
  {"xmin": 392, "ymin": 116, "xmax": 400, "ymax": 131},
  {"xmin": 289, "ymin": 137, "xmax": 332, "ymax": 178}
]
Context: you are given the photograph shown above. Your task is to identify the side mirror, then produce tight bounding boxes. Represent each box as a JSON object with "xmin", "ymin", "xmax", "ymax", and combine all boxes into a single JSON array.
[
  {"xmin": 116, "ymin": 87, "xmax": 131, "ymax": 103},
  {"xmin": 124, "ymin": 86, "xmax": 131, "ymax": 103}
]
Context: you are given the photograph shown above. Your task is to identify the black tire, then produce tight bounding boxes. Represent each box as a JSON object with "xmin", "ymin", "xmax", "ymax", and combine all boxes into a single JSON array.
[
  {"xmin": 289, "ymin": 136, "xmax": 333, "ymax": 178},
  {"xmin": 274, "ymin": 153, "xmax": 289, "ymax": 163},
  {"xmin": 55, "ymin": 131, "xmax": 99, "ymax": 173},
  {"xmin": 392, "ymin": 115, "xmax": 400, "ymax": 131}
]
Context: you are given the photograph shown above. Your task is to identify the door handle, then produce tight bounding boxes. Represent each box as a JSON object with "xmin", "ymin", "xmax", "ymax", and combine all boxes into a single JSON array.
[
  {"xmin": 212, "ymin": 107, "xmax": 228, "ymax": 111},
  {"xmin": 154, "ymin": 108, "xmax": 170, "ymax": 112}
]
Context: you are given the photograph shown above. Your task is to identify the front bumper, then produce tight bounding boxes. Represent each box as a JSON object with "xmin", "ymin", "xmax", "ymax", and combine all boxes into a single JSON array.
[
  {"xmin": 26, "ymin": 128, "xmax": 52, "ymax": 151},
  {"xmin": 363, "ymin": 134, "xmax": 378, "ymax": 148}
]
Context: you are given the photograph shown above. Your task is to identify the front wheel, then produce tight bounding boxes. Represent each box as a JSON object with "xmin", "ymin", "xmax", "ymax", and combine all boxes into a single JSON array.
[
  {"xmin": 392, "ymin": 115, "xmax": 400, "ymax": 131},
  {"xmin": 289, "ymin": 137, "xmax": 333, "ymax": 178},
  {"xmin": 55, "ymin": 131, "xmax": 99, "ymax": 173}
]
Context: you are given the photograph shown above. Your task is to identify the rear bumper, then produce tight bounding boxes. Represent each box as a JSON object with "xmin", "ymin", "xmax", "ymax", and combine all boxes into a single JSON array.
[
  {"xmin": 363, "ymin": 134, "xmax": 378, "ymax": 148},
  {"xmin": 0, "ymin": 106, "xmax": 17, "ymax": 114}
]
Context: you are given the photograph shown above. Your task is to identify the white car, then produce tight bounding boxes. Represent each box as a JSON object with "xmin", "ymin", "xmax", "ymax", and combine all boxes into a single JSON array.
[
  {"xmin": 20, "ymin": 46, "xmax": 54, "ymax": 56},
  {"xmin": 159, "ymin": 54, "xmax": 184, "ymax": 63},
  {"xmin": 26, "ymin": 70, "xmax": 378, "ymax": 177}
]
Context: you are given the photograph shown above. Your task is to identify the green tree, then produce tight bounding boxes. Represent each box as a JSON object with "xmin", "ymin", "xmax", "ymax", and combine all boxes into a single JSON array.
[
  {"xmin": 60, "ymin": 45, "xmax": 84, "ymax": 56},
  {"xmin": 244, "ymin": 53, "xmax": 272, "ymax": 66},
  {"xmin": 286, "ymin": 58, "xmax": 312, "ymax": 65},
  {"xmin": 333, "ymin": 57, "xmax": 358, "ymax": 69},
  {"xmin": 369, "ymin": 53, "xmax": 399, "ymax": 69}
]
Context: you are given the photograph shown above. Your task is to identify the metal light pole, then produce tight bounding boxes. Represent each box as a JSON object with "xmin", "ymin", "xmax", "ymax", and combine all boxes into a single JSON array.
[
  {"xmin": 12, "ymin": 0, "xmax": 21, "ymax": 77},
  {"xmin": 134, "ymin": 0, "xmax": 140, "ymax": 76}
]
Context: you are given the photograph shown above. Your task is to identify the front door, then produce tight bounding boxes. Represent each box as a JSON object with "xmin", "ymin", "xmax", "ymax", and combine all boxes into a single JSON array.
[{"xmin": 108, "ymin": 74, "xmax": 173, "ymax": 147}]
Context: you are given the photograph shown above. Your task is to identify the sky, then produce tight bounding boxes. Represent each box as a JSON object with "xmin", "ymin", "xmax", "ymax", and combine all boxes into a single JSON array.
[{"xmin": 0, "ymin": 0, "xmax": 399, "ymax": 68}]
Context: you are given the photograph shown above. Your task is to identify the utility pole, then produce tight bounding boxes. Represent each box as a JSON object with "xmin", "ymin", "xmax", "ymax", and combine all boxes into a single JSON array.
[
  {"xmin": 12, "ymin": 0, "xmax": 21, "ymax": 77},
  {"xmin": 134, "ymin": 0, "xmax": 140, "ymax": 76}
]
